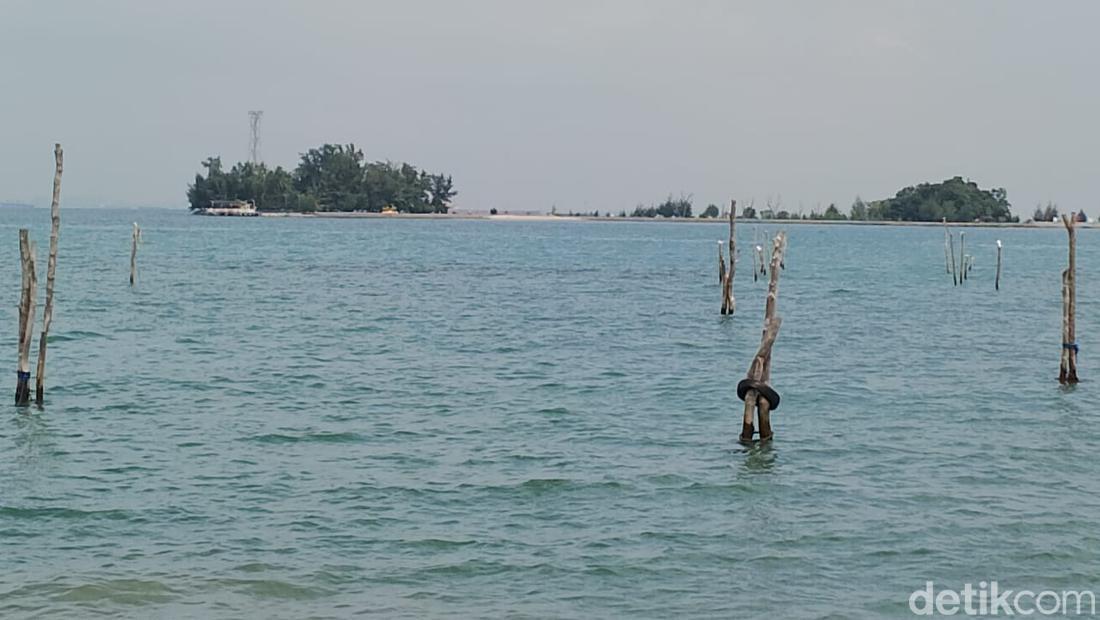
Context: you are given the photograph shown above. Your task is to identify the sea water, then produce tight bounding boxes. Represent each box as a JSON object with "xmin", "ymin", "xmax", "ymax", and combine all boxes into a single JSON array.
[{"xmin": 1, "ymin": 209, "xmax": 1098, "ymax": 618}]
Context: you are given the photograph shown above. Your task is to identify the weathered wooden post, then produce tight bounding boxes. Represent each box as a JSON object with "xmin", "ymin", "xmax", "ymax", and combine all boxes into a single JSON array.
[
  {"xmin": 995, "ymin": 240, "xmax": 1002, "ymax": 291},
  {"xmin": 16, "ymin": 231, "xmax": 38, "ymax": 406},
  {"xmin": 1059, "ymin": 213, "xmax": 1079, "ymax": 384},
  {"xmin": 738, "ymin": 231, "xmax": 787, "ymax": 442},
  {"xmin": 720, "ymin": 201, "xmax": 736, "ymax": 314},
  {"xmin": 130, "ymin": 223, "xmax": 141, "ymax": 286},
  {"xmin": 34, "ymin": 144, "xmax": 62, "ymax": 405}
]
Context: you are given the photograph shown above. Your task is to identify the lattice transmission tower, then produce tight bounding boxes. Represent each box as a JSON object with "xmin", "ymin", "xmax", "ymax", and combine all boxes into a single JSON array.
[{"xmin": 248, "ymin": 110, "xmax": 263, "ymax": 164}]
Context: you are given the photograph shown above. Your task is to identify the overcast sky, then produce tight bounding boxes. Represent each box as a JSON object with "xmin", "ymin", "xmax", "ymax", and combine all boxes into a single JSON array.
[{"xmin": 2, "ymin": 0, "xmax": 1098, "ymax": 215}]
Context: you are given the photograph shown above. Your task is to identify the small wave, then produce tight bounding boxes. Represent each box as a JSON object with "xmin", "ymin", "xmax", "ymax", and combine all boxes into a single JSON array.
[
  {"xmin": 0, "ymin": 506, "xmax": 131, "ymax": 521},
  {"xmin": 53, "ymin": 579, "xmax": 177, "ymax": 605},
  {"xmin": 400, "ymin": 538, "xmax": 479, "ymax": 550},
  {"xmin": 50, "ymin": 330, "xmax": 110, "ymax": 342},
  {"xmin": 242, "ymin": 431, "xmax": 365, "ymax": 444}
]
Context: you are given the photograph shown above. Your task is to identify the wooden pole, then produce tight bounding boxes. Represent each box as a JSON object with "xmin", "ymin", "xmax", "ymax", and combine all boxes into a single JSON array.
[
  {"xmin": 995, "ymin": 240, "xmax": 1002, "ymax": 291},
  {"xmin": 34, "ymin": 144, "xmax": 62, "ymax": 405},
  {"xmin": 947, "ymin": 231, "xmax": 957, "ymax": 286},
  {"xmin": 720, "ymin": 201, "xmax": 736, "ymax": 314},
  {"xmin": 959, "ymin": 232, "xmax": 966, "ymax": 283},
  {"xmin": 717, "ymin": 242, "xmax": 725, "ymax": 285},
  {"xmin": 130, "ymin": 223, "xmax": 141, "ymax": 287},
  {"xmin": 943, "ymin": 218, "xmax": 951, "ymax": 274},
  {"xmin": 1059, "ymin": 213, "xmax": 1079, "ymax": 384},
  {"xmin": 16, "ymin": 232, "xmax": 37, "ymax": 406},
  {"xmin": 739, "ymin": 231, "xmax": 787, "ymax": 442}
]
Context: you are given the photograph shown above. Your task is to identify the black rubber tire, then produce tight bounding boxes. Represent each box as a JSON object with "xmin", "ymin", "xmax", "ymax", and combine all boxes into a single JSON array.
[{"xmin": 736, "ymin": 378, "xmax": 780, "ymax": 411}]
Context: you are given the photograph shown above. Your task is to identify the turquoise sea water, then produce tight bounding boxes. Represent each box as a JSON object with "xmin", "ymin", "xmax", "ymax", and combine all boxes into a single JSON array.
[{"xmin": 1, "ymin": 209, "xmax": 1099, "ymax": 618}]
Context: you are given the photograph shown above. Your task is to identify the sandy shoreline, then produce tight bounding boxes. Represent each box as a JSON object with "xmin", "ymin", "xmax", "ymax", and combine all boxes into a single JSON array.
[{"xmin": 257, "ymin": 211, "xmax": 1086, "ymax": 228}]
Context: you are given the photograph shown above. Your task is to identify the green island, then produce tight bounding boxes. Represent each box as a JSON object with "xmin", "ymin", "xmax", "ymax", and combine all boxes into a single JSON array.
[{"xmin": 187, "ymin": 143, "xmax": 456, "ymax": 213}]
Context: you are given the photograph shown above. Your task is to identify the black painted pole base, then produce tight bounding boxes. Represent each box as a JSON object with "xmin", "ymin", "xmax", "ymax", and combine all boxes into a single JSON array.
[{"xmin": 15, "ymin": 377, "xmax": 30, "ymax": 406}]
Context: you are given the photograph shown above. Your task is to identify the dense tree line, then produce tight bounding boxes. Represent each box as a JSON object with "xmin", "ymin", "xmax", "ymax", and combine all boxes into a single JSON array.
[
  {"xmin": 631, "ymin": 195, "xmax": 693, "ymax": 218},
  {"xmin": 187, "ymin": 143, "xmax": 456, "ymax": 213}
]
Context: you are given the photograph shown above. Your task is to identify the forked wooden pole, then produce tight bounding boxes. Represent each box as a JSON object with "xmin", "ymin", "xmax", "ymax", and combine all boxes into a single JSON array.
[
  {"xmin": 1059, "ymin": 213, "xmax": 1079, "ymax": 384},
  {"xmin": 16, "ymin": 232, "xmax": 37, "ymax": 406},
  {"xmin": 739, "ymin": 231, "xmax": 787, "ymax": 442},
  {"xmin": 995, "ymin": 240, "xmax": 1002, "ymax": 291},
  {"xmin": 720, "ymin": 201, "xmax": 736, "ymax": 314},
  {"xmin": 35, "ymin": 143, "xmax": 62, "ymax": 405}
]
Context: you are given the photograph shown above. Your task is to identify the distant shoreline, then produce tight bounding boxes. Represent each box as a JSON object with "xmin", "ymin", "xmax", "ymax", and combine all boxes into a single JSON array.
[{"xmin": 257, "ymin": 211, "xmax": 1087, "ymax": 228}]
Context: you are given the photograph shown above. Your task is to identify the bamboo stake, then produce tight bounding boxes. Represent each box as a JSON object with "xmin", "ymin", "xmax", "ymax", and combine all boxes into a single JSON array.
[
  {"xmin": 720, "ymin": 202, "xmax": 736, "ymax": 314},
  {"xmin": 35, "ymin": 144, "xmax": 62, "ymax": 405},
  {"xmin": 1059, "ymin": 213, "xmax": 1079, "ymax": 384},
  {"xmin": 130, "ymin": 223, "xmax": 141, "ymax": 286},
  {"xmin": 995, "ymin": 240, "xmax": 1002, "ymax": 291},
  {"xmin": 16, "ymin": 233, "xmax": 37, "ymax": 406},
  {"xmin": 739, "ymin": 231, "xmax": 787, "ymax": 442}
]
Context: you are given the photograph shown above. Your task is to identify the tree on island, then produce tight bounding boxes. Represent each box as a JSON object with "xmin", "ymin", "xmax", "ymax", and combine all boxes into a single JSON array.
[
  {"xmin": 855, "ymin": 177, "xmax": 1016, "ymax": 222},
  {"xmin": 700, "ymin": 204, "xmax": 719, "ymax": 218},
  {"xmin": 631, "ymin": 194, "xmax": 693, "ymax": 218},
  {"xmin": 187, "ymin": 143, "xmax": 456, "ymax": 213}
]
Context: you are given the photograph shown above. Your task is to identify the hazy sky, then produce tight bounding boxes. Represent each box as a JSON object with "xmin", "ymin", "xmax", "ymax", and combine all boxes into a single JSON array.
[{"xmin": 2, "ymin": 0, "xmax": 1098, "ymax": 215}]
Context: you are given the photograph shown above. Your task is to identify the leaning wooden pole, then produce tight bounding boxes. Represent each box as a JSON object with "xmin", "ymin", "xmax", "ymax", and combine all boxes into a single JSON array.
[
  {"xmin": 738, "ymin": 231, "xmax": 787, "ymax": 442},
  {"xmin": 720, "ymin": 201, "xmax": 736, "ymax": 314},
  {"xmin": 130, "ymin": 223, "xmax": 141, "ymax": 287},
  {"xmin": 16, "ymin": 232, "xmax": 38, "ymax": 406},
  {"xmin": 34, "ymin": 144, "xmax": 62, "ymax": 405},
  {"xmin": 1059, "ymin": 213, "xmax": 1079, "ymax": 384},
  {"xmin": 995, "ymin": 240, "xmax": 1002, "ymax": 291}
]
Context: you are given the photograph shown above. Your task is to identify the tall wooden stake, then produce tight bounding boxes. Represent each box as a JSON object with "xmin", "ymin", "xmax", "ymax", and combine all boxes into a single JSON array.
[
  {"xmin": 739, "ymin": 231, "xmax": 787, "ymax": 442},
  {"xmin": 995, "ymin": 240, "xmax": 1002, "ymax": 291},
  {"xmin": 130, "ymin": 223, "xmax": 141, "ymax": 286},
  {"xmin": 959, "ymin": 232, "xmax": 966, "ymax": 283},
  {"xmin": 35, "ymin": 144, "xmax": 62, "ymax": 405},
  {"xmin": 720, "ymin": 201, "xmax": 736, "ymax": 314},
  {"xmin": 16, "ymin": 232, "xmax": 37, "ymax": 406},
  {"xmin": 1059, "ymin": 213, "xmax": 1079, "ymax": 384}
]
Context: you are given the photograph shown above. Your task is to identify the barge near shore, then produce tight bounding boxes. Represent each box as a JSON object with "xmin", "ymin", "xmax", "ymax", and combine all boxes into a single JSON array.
[{"xmin": 196, "ymin": 199, "xmax": 258, "ymax": 216}]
